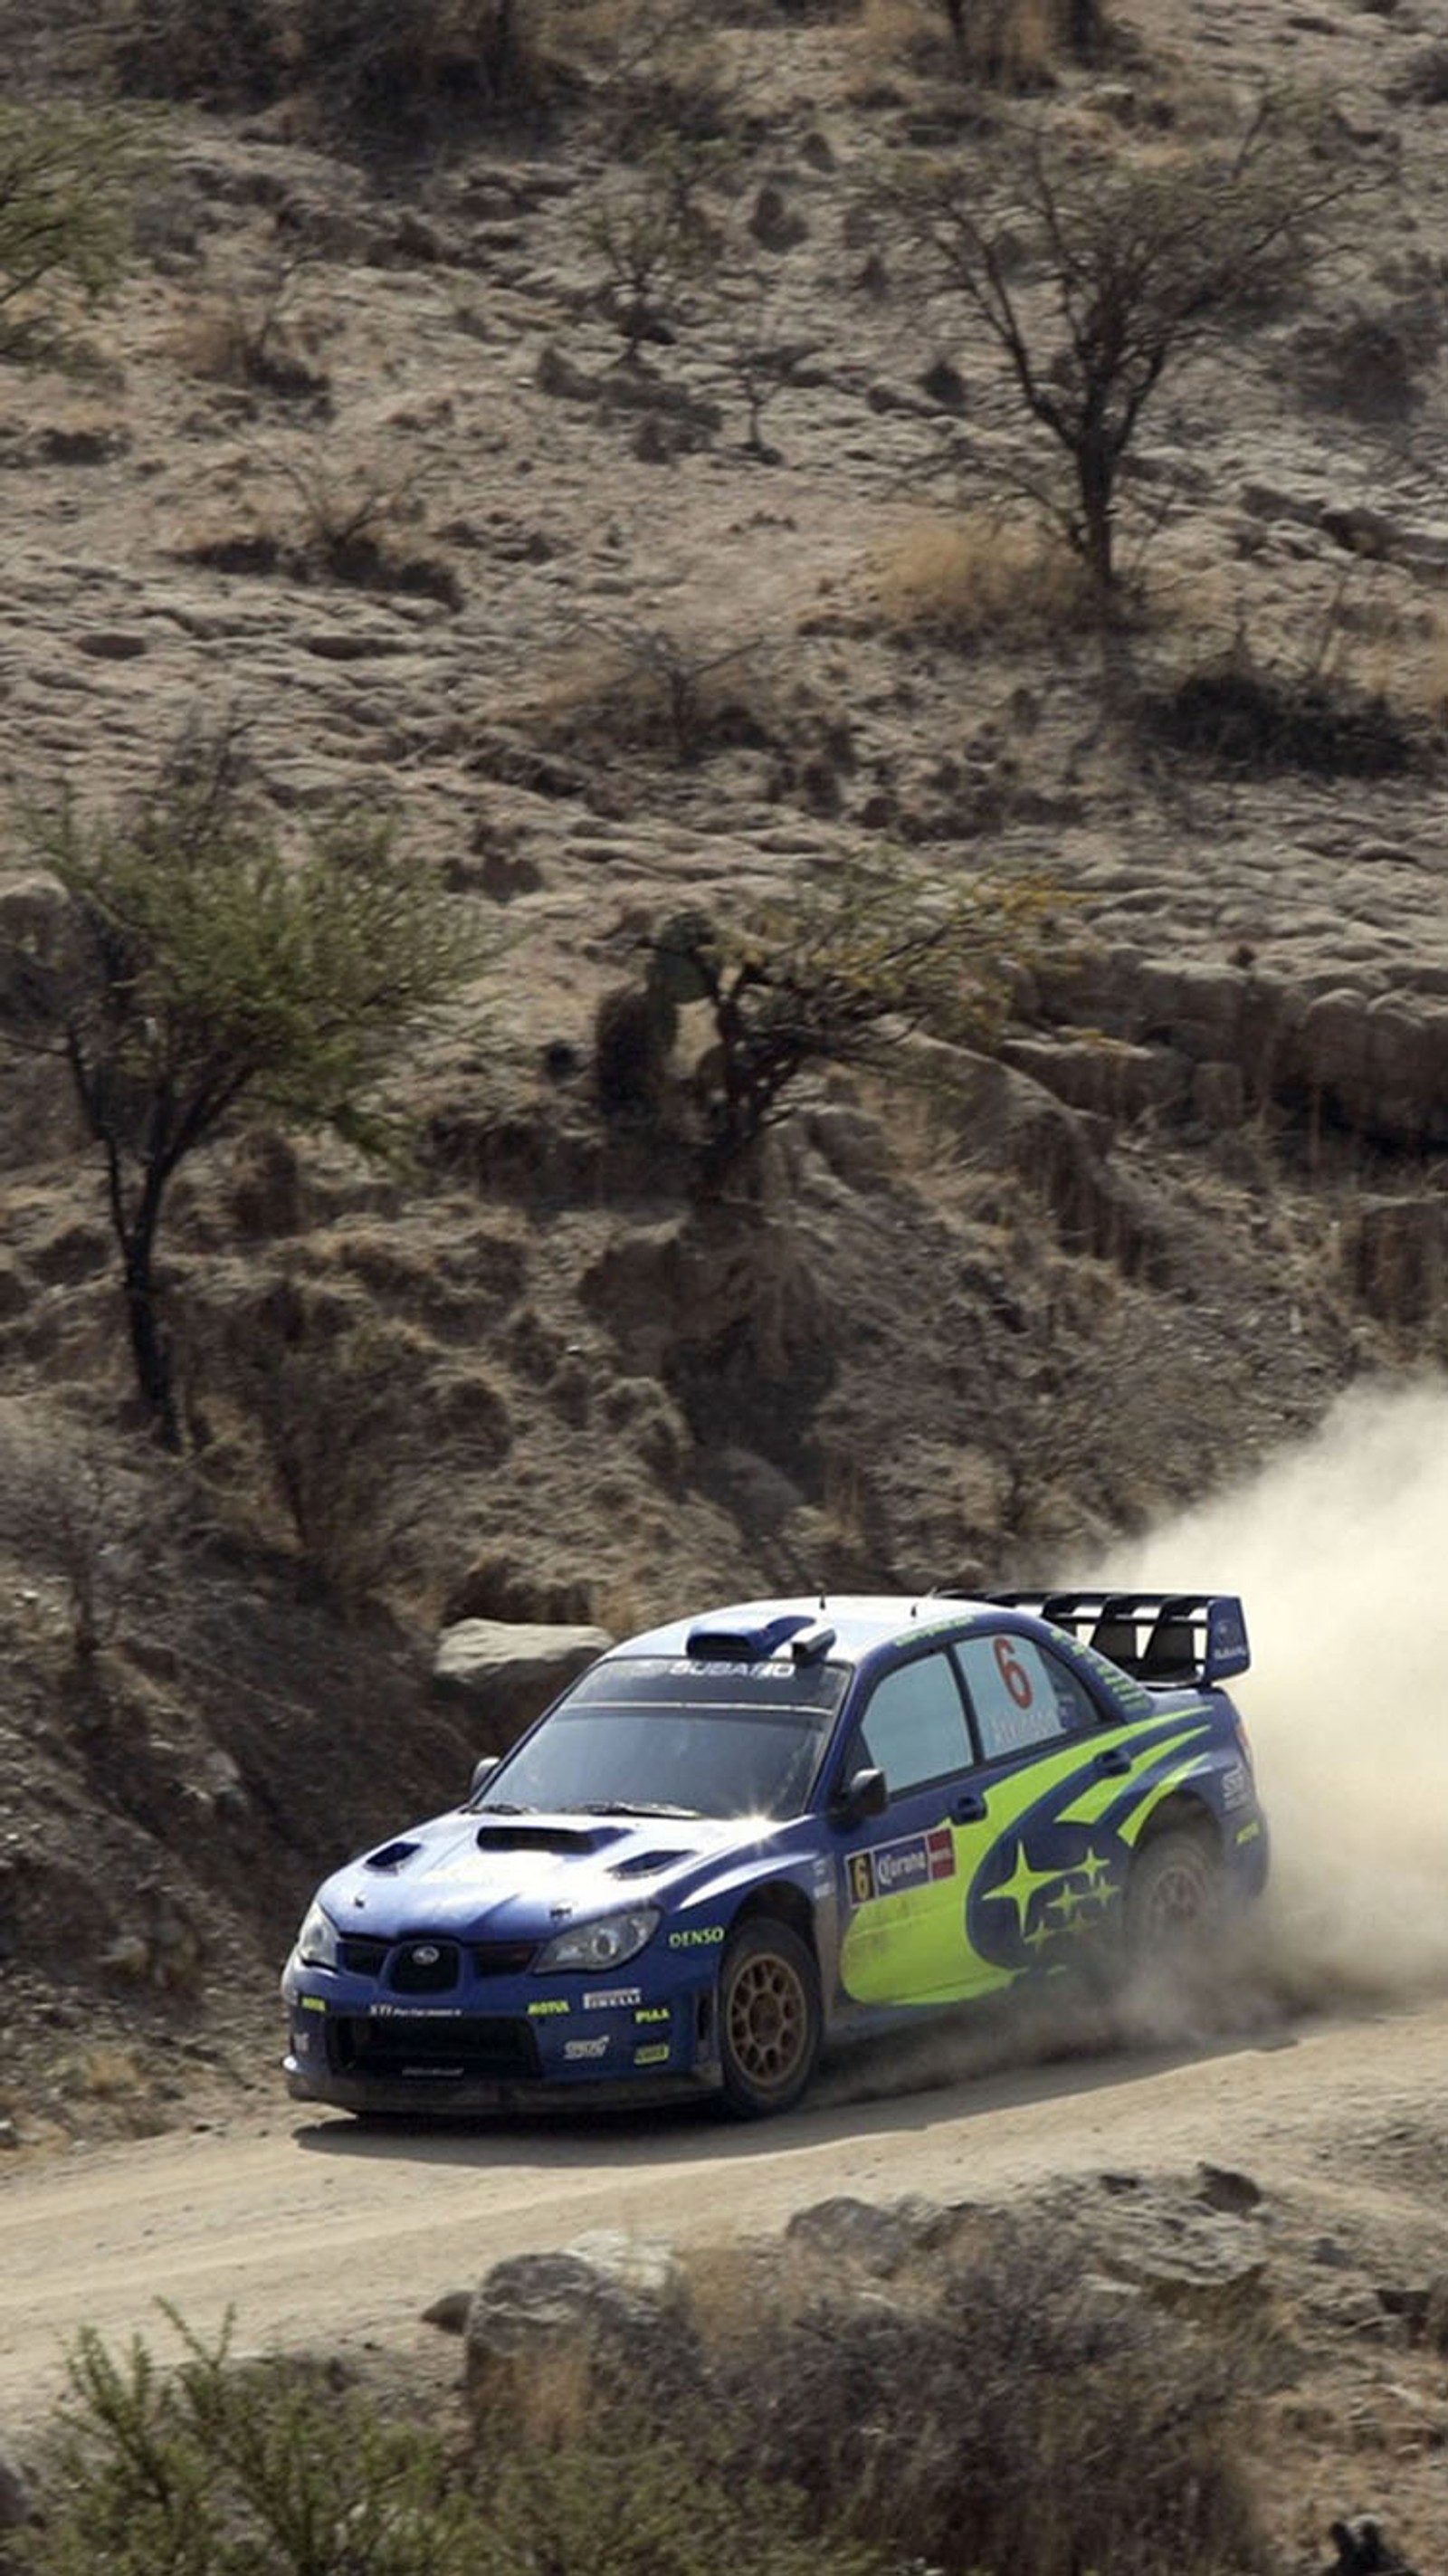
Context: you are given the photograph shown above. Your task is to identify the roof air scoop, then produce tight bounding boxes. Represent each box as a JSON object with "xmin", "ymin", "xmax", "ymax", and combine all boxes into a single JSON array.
[
  {"xmin": 685, "ymin": 1612, "xmax": 816, "ymax": 1661},
  {"xmin": 790, "ymin": 1622, "xmax": 836, "ymax": 1663}
]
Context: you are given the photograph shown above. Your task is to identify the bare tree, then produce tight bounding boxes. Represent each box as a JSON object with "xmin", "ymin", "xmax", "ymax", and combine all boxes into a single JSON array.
[{"xmin": 889, "ymin": 106, "xmax": 1354, "ymax": 592}]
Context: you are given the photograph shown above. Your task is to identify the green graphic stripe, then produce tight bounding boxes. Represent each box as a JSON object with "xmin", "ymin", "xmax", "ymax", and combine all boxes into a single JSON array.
[
  {"xmin": 1055, "ymin": 1722, "xmax": 1210, "ymax": 1829},
  {"xmin": 1116, "ymin": 1751, "xmax": 1214, "ymax": 1847}
]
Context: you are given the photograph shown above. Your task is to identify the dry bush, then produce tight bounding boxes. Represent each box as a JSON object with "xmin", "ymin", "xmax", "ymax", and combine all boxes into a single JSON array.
[
  {"xmin": 1293, "ymin": 293, "xmax": 1443, "ymax": 423},
  {"xmin": 103, "ymin": 0, "xmax": 285, "ymax": 107},
  {"xmin": 851, "ymin": 0, "xmax": 1076, "ymax": 91},
  {"xmin": 170, "ymin": 254, "xmax": 331, "ymax": 404},
  {"xmin": 709, "ymin": 2220, "xmax": 1272, "ymax": 2576},
  {"xmin": 288, "ymin": 0, "xmax": 555, "ymax": 136},
  {"xmin": 524, "ymin": 623, "xmax": 773, "ymax": 766},
  {"xmin": 562, "ymin": 0, "xmax": 739, "ymax": 145},
  {"xmin": 107, "ymin": 0, "xmax": 554, "ymax": 131},
  {"xmin": 221, "ymin": 1305, "xmax": 436, "ymax": 1611},
  {"xmin": 869, "ymin": 511, "xmax": 1099, "ymax": 649},
  {"xmin": 1140, "ymin": 645, "xmax": 1424, "ymax": 778},
  {"xmin": 181, "ymin": 440, "xmax": 463, "ymax": 606}
]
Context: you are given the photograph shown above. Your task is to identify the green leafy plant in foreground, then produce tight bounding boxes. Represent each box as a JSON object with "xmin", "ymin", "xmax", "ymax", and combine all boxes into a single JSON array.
[{"xmin": 19, "ymin": 2307, "xmax": 480, "ymax": 2576}]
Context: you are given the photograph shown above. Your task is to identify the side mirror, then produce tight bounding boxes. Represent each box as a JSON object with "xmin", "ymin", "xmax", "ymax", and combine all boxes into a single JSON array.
[
  {"xmin": 469, "ymin": 1754, "xmax": 500, "ymax": 1800},
  {"xmin": 832, "ymin": 1766, "xmax": 888, "ymax": 1827}
]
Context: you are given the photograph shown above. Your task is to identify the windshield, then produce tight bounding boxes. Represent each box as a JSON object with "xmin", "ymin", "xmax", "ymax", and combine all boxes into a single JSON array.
[{"xmin": 474, "ymin": 1655, "xmax": 851, "ymax": 1824}]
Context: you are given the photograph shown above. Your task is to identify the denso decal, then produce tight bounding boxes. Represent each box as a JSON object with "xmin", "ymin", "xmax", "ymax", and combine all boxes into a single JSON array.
[
  {"xmin": 850, "ymin": 1827, "xmax": 956, "ymax": 1905},
  {"xmin": 564, "ymin": 2035, "xmax": 610, "ymax": 2061},
  {"xmin": 668, "ymin": 1926, "xmax": 726, "ymax": 1948},
  {"xmin": 584, "ymin": 1987, "xmax": 643, "ymax": 2010}
]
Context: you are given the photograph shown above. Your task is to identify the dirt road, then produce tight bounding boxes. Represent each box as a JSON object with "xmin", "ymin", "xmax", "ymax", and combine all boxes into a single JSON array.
[{"xmin": 4, "ymin": 1993, "xmax": 1446, "ymax": 2437}]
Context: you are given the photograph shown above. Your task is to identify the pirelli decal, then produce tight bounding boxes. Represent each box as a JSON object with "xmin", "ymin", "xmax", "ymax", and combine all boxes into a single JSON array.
[{"xmin": 850, "ymin": 1826, "xmax": 956, "ymax": 1906}]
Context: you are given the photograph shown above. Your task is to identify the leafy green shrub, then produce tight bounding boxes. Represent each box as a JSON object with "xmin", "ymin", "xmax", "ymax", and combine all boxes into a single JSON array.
[
  {"xmin": 17, "ymin": 2310, "xmax": 481, "ymax": 2576},
  {"xmin": 0, "ymin": 101, "xmax": 149, "ymax": 360},
  {"xmin": 21, "ymin": 2312, "xmax": 886, "ymax": 2576},
  {"xmin": 7, "ymin": 722, "xmax": 477, "ymax": 1445}
]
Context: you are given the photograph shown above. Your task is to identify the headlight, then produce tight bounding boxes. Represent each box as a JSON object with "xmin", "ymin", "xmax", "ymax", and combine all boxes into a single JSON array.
[
  {"xmin": 533, "ymin": 1909, "xmax": 660, "ymax": 1974},
  {"xmin": 295, "ymin": 1903, "xmax": 341, "ymax": 1970}
]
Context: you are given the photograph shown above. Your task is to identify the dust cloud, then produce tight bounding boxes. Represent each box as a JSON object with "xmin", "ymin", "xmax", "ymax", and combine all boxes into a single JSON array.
[
  {"xmin": 1104, "ymin": 1378, "xmax": 1448, "ymax": 2010},
  {"xmin": 824, "ymin": 1381, "xmax": 1448, "ymax": 2111}
]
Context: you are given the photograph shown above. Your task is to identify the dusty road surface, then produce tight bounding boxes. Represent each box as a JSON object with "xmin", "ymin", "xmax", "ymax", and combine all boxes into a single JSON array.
[{"xmin": 3, "ymin": 1993, "xmax": 1446, "ymax": 2433}]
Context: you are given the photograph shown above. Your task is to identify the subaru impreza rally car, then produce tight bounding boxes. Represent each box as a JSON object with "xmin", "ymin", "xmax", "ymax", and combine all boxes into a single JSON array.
[{"xmin": 281, "ymin": 1588, "xmax": 1266, "ymax": 2119}]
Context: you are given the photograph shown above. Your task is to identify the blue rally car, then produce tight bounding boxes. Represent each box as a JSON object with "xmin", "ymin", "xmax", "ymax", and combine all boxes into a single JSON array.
[{"xmin": 281, "ymin": 1589, "xmax": 1267, "ymax": 2120}]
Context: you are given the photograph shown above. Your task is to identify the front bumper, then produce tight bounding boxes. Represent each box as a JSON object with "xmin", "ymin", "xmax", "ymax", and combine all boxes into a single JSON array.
[
  {"xmin": 282, "ymin": 2051, "xmax": 719, "ymax": 2116},
  {"xmin": 281, "ymin": 1953, "xmax": 719, "ymax": 2113}
]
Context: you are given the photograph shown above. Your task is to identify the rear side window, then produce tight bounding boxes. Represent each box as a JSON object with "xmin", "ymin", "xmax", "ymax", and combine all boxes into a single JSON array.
[
  {"xmin": 955, "ymin": 1634, "xmax": 1097, "ymax": 1760},
  {"xmin": 857, "ymin": 1653, "xmax": 971, "ymax": 1797}
]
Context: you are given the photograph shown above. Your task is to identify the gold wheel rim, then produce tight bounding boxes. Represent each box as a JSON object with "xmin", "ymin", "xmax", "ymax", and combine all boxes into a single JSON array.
[{"xmin": 727, "ymin": 1951, "xmax": 808, "ymax": 2094}]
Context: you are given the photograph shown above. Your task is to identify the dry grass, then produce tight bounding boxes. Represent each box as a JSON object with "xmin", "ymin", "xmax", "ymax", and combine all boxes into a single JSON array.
[
  {"xmin": 63, "ymin": 2044, "xmax": 145, "ymax": 2100},
  {"xmin": 868, "ymin": 512, "xmax": 1100, "ymax": 651}
]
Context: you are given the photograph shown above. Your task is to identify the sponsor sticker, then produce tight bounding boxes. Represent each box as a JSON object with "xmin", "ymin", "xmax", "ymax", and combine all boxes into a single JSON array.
[
  {"xmin": 564, "ymin": 2035, "xmax": 611, "ymax": 2061},
  {"xmin": 668, "ymin": 1926, "xmax": 725, "ymax": 1949},
  {"xmin": 850, "ymin": 1828, "xmax": 957, "ymax": 1905},
  {"xmin": 370, "ymin": 2005, "xmax": 462, "ymax": 2019},
  {"xmin": 634, "ymin": 2043, "xmax": 671, "ymax": 2066},
  {"xmin": 300, "ymin": 1996, "xmax": 327, "ymax": 2014},
  {"xmin": 528, "ymin": 1999, "xmax": 570, "ymax": 2018},
  {"xmin": 634, "ymin": 2006, "xmax": 671, "ymax": 2025},
  {"xmin": 584, "ymin": 1986, "xmax": 643, "ymax": 2010}
]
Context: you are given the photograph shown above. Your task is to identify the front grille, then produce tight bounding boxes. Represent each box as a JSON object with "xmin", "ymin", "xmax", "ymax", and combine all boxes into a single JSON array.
[
  {"xmin": 338, "ymin": 1938, "xmax": 388, "ymax": 1979},
  {"xmin": 331, "ymin": 2015, "xmax": 540, "ymax": 2083},
  {"xmin": 471, "ymin": 1940, "xmax": 538, "ymax": 1975},
  {"xmin": 388, "ymin": 1942, "xmax": 462, "ymax": 1995},
  {"xmin": 336, "ymin": 1937, "xmax": 534, "ymax": 1988}
]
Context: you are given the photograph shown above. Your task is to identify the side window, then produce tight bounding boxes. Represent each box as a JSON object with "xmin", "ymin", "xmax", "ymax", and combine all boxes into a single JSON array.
[
  {"xmin": 857, "ymin": 1653, "xmax": 971, "ymax": 1798},
  {"xmin": 955, "ymin": 1634, "xmax": 1097, "ymax": 1761}
]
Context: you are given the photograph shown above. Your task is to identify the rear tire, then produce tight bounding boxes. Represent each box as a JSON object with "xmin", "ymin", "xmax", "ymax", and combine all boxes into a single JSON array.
[
  {"xmin": 718, "ymin": 1920, "xmax": 821, "ymax": 2118},
  {"xmin": 1125, "ymin": 1827, "xmax": 1222, "ymax": 1964}
]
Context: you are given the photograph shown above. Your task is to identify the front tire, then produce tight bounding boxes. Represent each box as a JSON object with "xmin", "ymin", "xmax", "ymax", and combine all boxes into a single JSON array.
[
  {"xmin": 718, "ymin": 1920, "xmax": 821, "ymax": 2118},
  {"xmin": 1125, "ymin": 1827, "xmax": 1222, "ymax": 1965}
]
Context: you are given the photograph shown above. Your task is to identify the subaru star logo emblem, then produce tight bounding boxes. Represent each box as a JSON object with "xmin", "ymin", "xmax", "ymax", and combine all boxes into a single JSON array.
[{"xmin": 411, "ymin": 1944, "xmax": 441, "ymax": 1967}]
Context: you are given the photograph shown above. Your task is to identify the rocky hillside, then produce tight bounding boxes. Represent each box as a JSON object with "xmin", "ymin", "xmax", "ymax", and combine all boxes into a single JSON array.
[{"xmin": 1, "ymin": 0, "xmax": 1447, "ymax": 2129}]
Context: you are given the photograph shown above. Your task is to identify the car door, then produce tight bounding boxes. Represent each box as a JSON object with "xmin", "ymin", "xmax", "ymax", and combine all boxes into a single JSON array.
[
  {"xmin": 950, "ymin": 1627, "xmax": 1129, "ymax": 1980},
  {"xmin": 835, "ymin": 1647, "xmax": 1007, "ymax": 2010}
]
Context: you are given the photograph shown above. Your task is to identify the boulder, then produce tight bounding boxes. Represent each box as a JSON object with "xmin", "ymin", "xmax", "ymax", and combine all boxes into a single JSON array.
[
  {"xmin": 431, "ymin": 1619, "xmax": 613, "ymax": 1739},
  {"xmin": 785, "ymin": 2193, "xmax": 965, "ymax": 2277},
  {"xmin": 463, "ymin": 2233, "xmax": 700, "ymax": 2436}
]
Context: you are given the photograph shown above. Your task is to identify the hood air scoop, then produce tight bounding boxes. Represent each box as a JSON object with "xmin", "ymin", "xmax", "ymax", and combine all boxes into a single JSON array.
[{"xmin": 472, "ymin": 1821, "xmax": 614, "ymax": 1855}]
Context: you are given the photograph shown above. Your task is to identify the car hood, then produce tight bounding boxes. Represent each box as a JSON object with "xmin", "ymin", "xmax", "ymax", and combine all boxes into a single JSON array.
[{"xmin": 317, "ymin": 1808, "xmax": 783, "ymax": 1941}]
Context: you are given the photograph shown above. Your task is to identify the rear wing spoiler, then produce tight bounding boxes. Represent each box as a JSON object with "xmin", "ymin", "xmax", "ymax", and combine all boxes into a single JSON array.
[{"xmin": 977, "ymin": 1591, "xmax": 1251, "ymax": 1687}]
